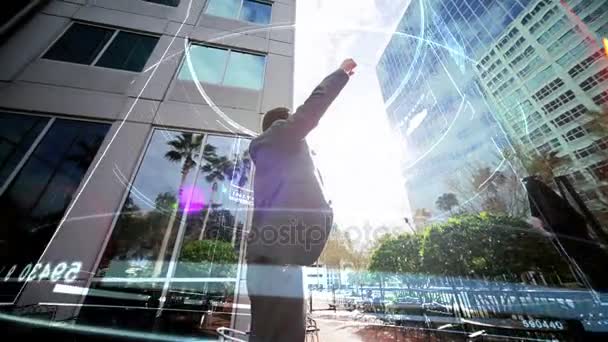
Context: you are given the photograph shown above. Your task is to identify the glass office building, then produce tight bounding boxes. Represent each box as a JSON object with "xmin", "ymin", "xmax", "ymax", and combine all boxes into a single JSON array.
[
  {"xmin": 474, "ymin": 0, "xmax": 608, "ymax": 225},
  {"xmin": 377, "ymin": 0, "xmax": 608, "ymax": 228},
  {"xmin": 0, "ymin": 0, "xmax": 294, "ymax": 339}
]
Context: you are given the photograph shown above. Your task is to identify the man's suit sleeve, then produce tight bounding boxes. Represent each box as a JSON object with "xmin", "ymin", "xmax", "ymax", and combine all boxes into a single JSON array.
[{"xmin": 270, "ymin": 69, "xmax": 349, "ymax": 141}]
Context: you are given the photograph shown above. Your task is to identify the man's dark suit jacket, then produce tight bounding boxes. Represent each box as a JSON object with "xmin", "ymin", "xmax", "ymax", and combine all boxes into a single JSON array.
[{"xmin": 246, "ymin": 68, "xmax": 349, "ymax": 266}]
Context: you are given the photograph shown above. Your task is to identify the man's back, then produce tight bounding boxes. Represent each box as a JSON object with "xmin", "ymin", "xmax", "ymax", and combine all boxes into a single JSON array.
[
  {"xmin": 245, "ymin": 60, "xmax": 356, "ymax": 342},
  {"xmin": 246, "ymin": 68, "xmax": 350, "ymax": 266}
]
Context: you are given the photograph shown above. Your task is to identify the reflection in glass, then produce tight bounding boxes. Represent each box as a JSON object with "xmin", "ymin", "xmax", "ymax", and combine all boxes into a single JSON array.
[
  {"xmin": 95, "ymin": 31, "xmax": 159, "ymax": 72},
  {"xmin": 160, "ymin": 282, "xmax": 236, "ymax": 336},
  {"xmin": 205, "ymin": 0, "xmax": 239, "ymax": 20},
  {"xmin": 175, "ymin": 135, "xmax": 252, "ymax": 279},
  {"xmin": 43, "ymin": 23, "xmax": 114, "ymax": 65},
  {"xmin": 0, "ymin": 118, "xmax": 109, "ymax": 302},
  {"xmin": 178, "ymin": 45, "xmax": 228, "ymax": 84},
  {"xmin": 0, "ymin": 113, "xmax": 49, "ymax": 187},
  {"xmin": 240, "ymin": 0, "xmax": 272, "ymax": 25},
  {"xmin": 77, "ymin": 281, "xmax": 164, "ymax": 330},
  {"xmin": 342, "ymin": 1, "xmax": 608, "ymax": 337},
  {"xmin": 78, "ymin": 280, "xmax": 236, "ymax": 337},
  {"xmin": 84, "ymin": 131, "xmax": 251, "ymax": 336},
  {"xmin": 178, "ymin": 46, "xmax": 266, "ymax": 90},
  {"xmin": 97, "ymin": 131, "xmax": 251, "ymax": 281},
  {"xmin": 143, "ymin": 0, "xmax": 180, "ymax": 6},
  {"xmin": 96, "ymin": 130, "xmax": 204, "ymax": 279},
  {"xmin": 377, "ymin": 0, "xmax": 608, "ymax": 231},
  {"xmin": 223, "ymin": 51, "xmax": 266, "ymax": 90}
]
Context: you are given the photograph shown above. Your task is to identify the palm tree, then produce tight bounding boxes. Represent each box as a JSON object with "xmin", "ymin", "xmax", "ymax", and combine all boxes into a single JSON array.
[
  {"xmin": 197, "ymin": 146, "xmax": 251, "ymax": 241},
  {"xmin": 153, "ymin": 133, "xmax": 203, "ymax": 276}
]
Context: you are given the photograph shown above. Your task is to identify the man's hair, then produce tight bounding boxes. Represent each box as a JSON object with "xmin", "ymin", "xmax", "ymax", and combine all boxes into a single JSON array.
[{"xmin": 262, "ymin": 107, "xmax": 290, "ymax": 131}]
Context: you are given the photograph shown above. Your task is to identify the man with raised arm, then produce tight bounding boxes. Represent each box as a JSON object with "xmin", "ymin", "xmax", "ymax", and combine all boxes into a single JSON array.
[{"xmin": 246, "ymin": 59, "xmax": 357, "ymax": 341}]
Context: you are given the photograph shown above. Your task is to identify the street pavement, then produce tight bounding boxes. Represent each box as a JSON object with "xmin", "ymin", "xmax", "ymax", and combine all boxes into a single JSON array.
[{"xmin": 311, "ymin": 310, "xmax": 440, "ymax": 341}]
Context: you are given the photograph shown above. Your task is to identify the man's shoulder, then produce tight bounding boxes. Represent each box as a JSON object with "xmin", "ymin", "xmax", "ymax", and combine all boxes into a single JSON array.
[{"xmin": 252, "ymin": 120, "xmax": 288, "ymax": 145}]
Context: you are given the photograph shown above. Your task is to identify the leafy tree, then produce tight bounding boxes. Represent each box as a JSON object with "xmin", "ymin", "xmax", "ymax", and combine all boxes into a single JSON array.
[
  {"xmin": 435, "ymin": 193, "xmax": 459, "ymax": 213},
  {"xmin": 369, "ymin": 233, "xmax": 421, "ymax": 279},
  {"xmin": 447, "ymin": 165, "xmax": 529, "ymax": 218},
  {"xmin": 319, "ymin": 226, "xmax": 353, "ymax": 268},
  {"xmin": 421, "ymin": 214, "xmax": 573, "ymax": 282},
  {"xmin": 177, "ymin": 239, "xmax": 238, "ymax": 278},
  {"xmin": 367, "ymin": 213, "xmax": 576, "ymax": 287}
]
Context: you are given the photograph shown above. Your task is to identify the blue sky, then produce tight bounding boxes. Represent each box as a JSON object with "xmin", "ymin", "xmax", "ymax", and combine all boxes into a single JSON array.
[{"xmin": 294, "ymin": 0, "xmax": 413, "ymax": 231}]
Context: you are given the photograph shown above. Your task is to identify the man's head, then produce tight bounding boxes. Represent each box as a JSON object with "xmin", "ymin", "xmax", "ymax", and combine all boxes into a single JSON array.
[{"xmin": 262, "ymin": 107, "xmax": 290, "ymax": 132}]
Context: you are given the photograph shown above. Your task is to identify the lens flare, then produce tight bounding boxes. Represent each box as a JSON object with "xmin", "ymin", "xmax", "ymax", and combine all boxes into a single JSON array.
[{"xmin": 179, "ymin": 186, "xmax": 205, "ymax": 213}]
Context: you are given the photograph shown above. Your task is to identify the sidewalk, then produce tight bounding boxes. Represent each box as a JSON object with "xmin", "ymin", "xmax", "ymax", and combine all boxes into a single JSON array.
[
  {"xmin": 311, "ymin": 310, "xmax": 446, "ymax": 341},
  {"xmin": 311, "ymin": 310, "xmax": 395, "ymax": 341}
]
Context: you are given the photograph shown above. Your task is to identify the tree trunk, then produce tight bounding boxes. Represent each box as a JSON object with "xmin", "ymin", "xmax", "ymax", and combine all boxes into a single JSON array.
[
  {"xmin": 231, "ymin": 202, "xmax": 240, "ymax": 247},
  {"xmin": 153, "ymin": 170, "xmax": 188, "ymax": 277},
  {"xmin": 198, "ymin": 181, "xmax": 218, "ymax": 240}
]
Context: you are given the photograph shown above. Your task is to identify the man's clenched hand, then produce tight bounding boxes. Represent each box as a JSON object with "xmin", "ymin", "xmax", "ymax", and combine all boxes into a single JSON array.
[{"xmin": 340, "ymin": 58, "xmax": 357, "ymax": 76}]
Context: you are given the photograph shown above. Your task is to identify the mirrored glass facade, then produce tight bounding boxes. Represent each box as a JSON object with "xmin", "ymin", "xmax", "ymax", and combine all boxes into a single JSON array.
[
  {"xmin": 374, "ymin": 0, "xmax": 608, "ymax": 337},
  {"xmin": 0, "ymin": 0, "xmax": 291, "ymax": 339}
]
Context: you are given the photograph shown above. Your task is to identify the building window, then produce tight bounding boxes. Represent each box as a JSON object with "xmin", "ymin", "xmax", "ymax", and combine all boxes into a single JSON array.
[
  {"xmin": 579, "ymin": 67, "xmax": 608, "ymax": 92},
  {"xmin": 582, "ymin": 2, "xmax": 608, "ymax": 26},
  {"xmin": 0, "ymin": 113, "xmax": 110, "ymax": 303},
  {"xmin": 564, "ymin": 126, "xmax": 588, "ymax": 142},
  {"xmin": 0, "ymin": 113, "xmax": 49, "ymax": 186},
  {"xmin": 536, "ymin": 138, "xmax": 560, "ymax": 155},
  {"xmin": 532, "ymin": 78, "xmax": 564, "ymax": 101},
  {"xmin": 574, "ymin": 140, "xmax": 604, "ymax": 160},
  {"xmin": 94, "ymin": 129, "xmax": 252, "ymax": 280},
  {"xmin": 559, "ymin": 41, "xmax": 599, "ymax": 72},
  {"xmin": 178, "ymin": 44, "xmax": 266, "ymax": 90},
  {"xmin": 536, "ymin": 142, "xmax": 552, "ymax": 155},
  {"xmin": 143, "ymin": 0, "xmax": 179, "ymax": 6},
  {"xmin": 527, "ymin": 66, "xmax": 555, "ymax": 92},
  {"xmin": 568, "ymin": 49, "xmax": 604, "ymax": 78},
  {"xmin": 550, "ymin": 104, "xmax": 586, "ymax": 128},
  {"xmin": 537, "ymin": 16, "xmax": 568, "ymax": 45},
  {"xmin": 542, "ymin": 90, "xmax": 575, "ymax": 114},
  {"xmin": 593, "ymin": 91, "xmax": 608, "ymax": 107},
  {"xmin": 205, "ymin": 0, "xmax": 271, "ymax": 25},
  {"xmin": 78, "ymin": 129, "xmax": 252, "ymax": 334},
  {"xmin": 43, "ymin": 23, "xmax": 159, "ymax": 72},
  {"xmin": 530, "ymin": 6, "xmax": 557, "ymax": 34}
]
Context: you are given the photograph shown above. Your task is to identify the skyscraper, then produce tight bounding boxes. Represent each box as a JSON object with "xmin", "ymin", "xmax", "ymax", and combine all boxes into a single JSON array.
[
  {"xmin": 377, "ymin": 0, "xmax": 608, "ymax": 227},
  {"xmin": 474, "ymin": 0, "xmax": 608, "ymax": 224},
  {"xmin": 0, "ymin": 0, "xmax": 295, "ymax": 338},
  {"xmin": 376, "ymin": 0, "xmax": 532, "ymax": 223}
]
